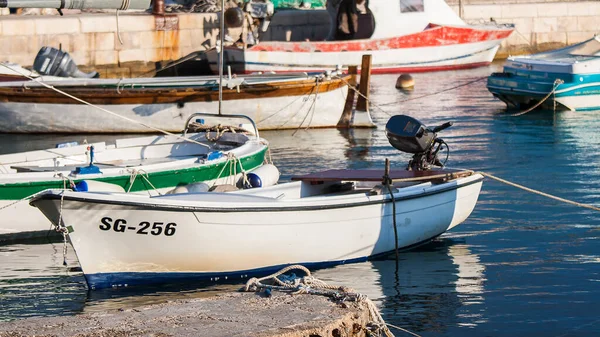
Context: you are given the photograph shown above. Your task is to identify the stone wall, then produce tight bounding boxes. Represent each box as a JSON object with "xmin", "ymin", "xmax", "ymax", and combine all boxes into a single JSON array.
[
  {"xmin": 447, "ymin": 0, "xmax": 600, "ymax": 57},
  {"xmin": 0, "ymin": 13, "xmax": 220, "ymax": 77}
]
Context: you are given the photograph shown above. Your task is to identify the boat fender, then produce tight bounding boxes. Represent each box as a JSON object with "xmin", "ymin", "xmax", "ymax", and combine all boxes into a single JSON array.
[
  {"xmin": 73, "ymin": 180, "xmax": 125, "ymax": 193},
  {"xmin": 207, "ymin": 151, "xmax": 223, "ymax": 161},
  {"xmin": 167, "ymin": 182, "xmax": 210, "ymax": 194},
  {"xmin": 247, "ymin": 164, "xmax": 280, "ymax": 188},
  {"xmin": 396, "ymin": 74, "xmax": 415, "ymax": 89}
]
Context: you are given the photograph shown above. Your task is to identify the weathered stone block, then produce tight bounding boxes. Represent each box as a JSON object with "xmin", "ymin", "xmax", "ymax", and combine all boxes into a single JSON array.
[
  {"xmin": 1, "ymin": 18, "xmax": 36, "ymax": 36},
  {"xmin": 43, "ymin": 34, "xmax": 72, "ymax": 53},
  {"xmin": 535, "ymin": 32, "xmax": 567, "ymax": 45},
  {"xmin": 8, "ymin": 35, "xmax": 39, "ymax": 55},
  {"xmin": 567, "ymin": 31, "xmax": 595, "ymax": 45},
  {"xmin": 178, "ymin": 13, "xmax": 218, "ymax": 30},
  {"xmin": 567, "ymin": 2, "xmax": 600, "ymax": 16},
  {"xmin": 557, "ymin": 17, "xmax": 578, "ymax": 33},
  {"xmin": 536, "ymin": 3, "xmax": 568, "ymax": 18},
  {"xmin": 509, "ymin": 18, "xmax": 534, "ymax": 35},
  {"xmin": 113, "ymin": 14, "xmax": 155, "ymax": 32},
  {"xmin": 118, "ymin": 48, "xmax": 148, "ymax": 63},
  {"xmin": 462, "ymin": 5, "xmax": 499, "ymax": 20},
  {"xmin": 577, "ymin": 16, "xmax": 599, "ymax": 33},
  {"xmin": 71, "ymin": 34, "xmax": 91, "ymax": 53},
  {"xmin": 79, "ymin": 15, "xmax": 117, "ymax": 33},
  {"xmin": 502, "ymin": 4, "xmax": 538, "ymax": 19},
  {"xmin": 106, "ymin": 67, "xmax": 131, "ymax": 78},
  {"xmin": 91, "ymin": 50, "xmax": 118, "ymax": 65},
  {"xmin": 70, "ymin": 51, "xmax": 91, "ymax": 67},
  {"xmin": 94, "ymin": 32, "xmax": 116, "ymax": 51},
  {"xmin": 35, "ymin": 17, "xmax": 80, "ymax": 35},
  {"xmin": 506, "ymin": 31, "xmax": 534, "ymax": 49},
  {"xmin": 533, "ymin": 17, "xmax": 558, "ymax": 33},
  {"xmin": 178, "ymin": 29, "xmax": 193, "ymax": 48}
]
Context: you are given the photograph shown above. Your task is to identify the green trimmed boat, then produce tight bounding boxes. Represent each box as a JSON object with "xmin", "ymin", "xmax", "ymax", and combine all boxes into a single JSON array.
[{"xmin": 0, "ymin": 118, "xmax": 268, "ymax": 241}]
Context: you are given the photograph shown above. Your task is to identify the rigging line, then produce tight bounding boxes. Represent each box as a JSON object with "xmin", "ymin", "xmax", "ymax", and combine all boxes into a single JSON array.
[
  {"xmin": 278, "ymin": 85, "xmax": 318, "ymax": 129},
  {"xmin": 479, "ymin": 171, "xmax": 600, "ymax": 212},
  {"xmin": 292, "ymin": 77, "xmax": 321, "ymax": 136},
  {"xmin": 386, "ymin": 323, "xmax": 422, "ymax": 337},
  {"xmin": 0, "ymin": 63, "xmax": 212, "ymax": 149},
  {"xmin": 305, "ymin": 77, "xmax": 321, "ymax": 130},
  {"xmin": 334, "ymin": 74, "xmax": 393, "ymax": 116},
  {"xmin": 378, "ymin": 77, "xmax": 488, "ymax": 107},
  {"xmin": 256, "ymin": 92, "xmax": 305, "ymax": 124},
  {"xmin": 134, "ymin": 52, "xmax": 201, "ymax": 78}
]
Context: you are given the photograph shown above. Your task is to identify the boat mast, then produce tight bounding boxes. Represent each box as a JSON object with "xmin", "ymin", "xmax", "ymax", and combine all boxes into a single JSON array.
[
  {"xmin": 0, "ymin": 0, "xmax": 151, "ymax": 10},
  {"xmin": 218, "ymin": 0, "xmax": 225, "ymax": 115}
]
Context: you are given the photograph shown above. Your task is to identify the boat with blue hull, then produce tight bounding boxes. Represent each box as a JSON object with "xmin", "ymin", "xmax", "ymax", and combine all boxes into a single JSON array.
[{"xmin": 487, "ymin": 36, "xmax": 600, "ymax": 112}]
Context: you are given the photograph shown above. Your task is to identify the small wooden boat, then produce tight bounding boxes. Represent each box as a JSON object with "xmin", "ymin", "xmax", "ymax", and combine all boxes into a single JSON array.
[
  {"xmin": 206, "ymin": 0, "xmax": 514, "ymax": 74},
  {"xmin": 0, "ymin": 113, "xmax": 269, "ymax": 240},
  {"xmin": 487, "ymin": 36, "xmax": 600, "ymax": 112},
  {"xmin": 30, "ymin": 115, "xmax": 484, "ymax": 289},
  {"xmin": 0, "ymin": 71, "xmax": 364, "ymax": 133}
]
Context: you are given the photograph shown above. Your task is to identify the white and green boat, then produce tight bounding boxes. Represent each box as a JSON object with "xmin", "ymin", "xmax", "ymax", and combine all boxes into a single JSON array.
[{"xmin": 0, "ymin": 115, "xmax": 269, "ymax": 241}]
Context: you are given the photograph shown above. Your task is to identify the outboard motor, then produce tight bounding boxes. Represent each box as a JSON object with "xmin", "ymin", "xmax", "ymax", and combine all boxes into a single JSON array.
[
  {"xmin": 33, "ymin": 46, "xmax": 99, "ymax": 78},
  {"xmin": 385, "ymin": 115, "xmax": 453, "ymax": 171}
]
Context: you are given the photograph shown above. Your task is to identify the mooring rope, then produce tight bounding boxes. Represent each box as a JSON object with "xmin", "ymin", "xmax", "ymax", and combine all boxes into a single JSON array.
[
  {"xmin": 333, "ymin": 74, "xmax": 487, "ymax": 117},
  {"xmin": 243, "ymin": 264, "xmax": 396, "ymax": 337},
  {"xmin": 127, "ymin": 168, "xmax": 161, "ymax": 195},
  {"xmin": 479, "ymin": 171, "xmax": 600, "ymax": 212},
  {"xmin": 510, "ymin": 79, "xmax": 564, "ymax": 116}
]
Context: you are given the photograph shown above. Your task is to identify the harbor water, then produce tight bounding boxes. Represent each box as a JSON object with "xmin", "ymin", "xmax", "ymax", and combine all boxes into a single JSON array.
[{"xmin": 1, "ymin": 64, "xmax": 600, "ymax": 336}]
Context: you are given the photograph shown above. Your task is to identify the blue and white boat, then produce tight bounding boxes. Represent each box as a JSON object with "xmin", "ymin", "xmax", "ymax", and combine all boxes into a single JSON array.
[{"xmin": 487, "ymin": 35, "xmax": 600, "ymax": 112}]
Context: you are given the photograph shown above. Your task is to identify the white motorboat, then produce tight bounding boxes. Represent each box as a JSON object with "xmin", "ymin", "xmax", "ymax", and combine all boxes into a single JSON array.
[{"xmin": 31, "ymin": 115, "xmax": 483, "ymax": 289}]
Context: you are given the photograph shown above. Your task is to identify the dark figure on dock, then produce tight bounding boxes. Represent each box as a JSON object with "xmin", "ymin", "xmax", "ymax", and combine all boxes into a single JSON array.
[{"xmin": 335, "ymin": 0, "xmax": 373, "ymax": 41}]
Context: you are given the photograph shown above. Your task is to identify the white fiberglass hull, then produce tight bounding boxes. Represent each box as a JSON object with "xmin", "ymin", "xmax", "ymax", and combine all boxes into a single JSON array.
[
  {"xmin": 0, "ymin": 86, "xmax": 348, "ymax": 133},
  {"xmin": 214, "ymin": 41, "xmax": 502, "ymax": 74},
  {"xmin": 32, "ymin": 173, "xmax": 483, "ymax": 289}
]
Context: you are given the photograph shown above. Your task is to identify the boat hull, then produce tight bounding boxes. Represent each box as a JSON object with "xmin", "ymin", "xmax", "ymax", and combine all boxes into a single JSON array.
[
  {"xmin": 31, "ymin": 174, "xmax": 483, "ymax": 289},
  {"xmin": 487, "ymin": 36, "xmax": 600, "ymax": 112},
  {"xmin": 488, "ymin": 73, "xmax": 600, "ymax": 112},
  {"xmin": 208, "ymin": 26, "xmax": 513, "ymax": 74},
  {"xmin": 0, "ymin": 134, "xmax": 268, "ymax": 240},
  {"xmin": 0, "ymin": 76, "xmax": 351, "ymax": 133}
]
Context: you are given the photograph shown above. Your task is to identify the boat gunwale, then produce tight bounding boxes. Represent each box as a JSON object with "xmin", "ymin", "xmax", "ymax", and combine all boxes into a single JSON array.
[{"xmin": 31, "ymin": 175, "xmax": 484, "ymax": 213}]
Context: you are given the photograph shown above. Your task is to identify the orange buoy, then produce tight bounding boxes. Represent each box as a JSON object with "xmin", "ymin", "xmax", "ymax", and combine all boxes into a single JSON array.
[{"xmin": 396, "ymin": 74, "xmax": 415, "ymax": 89}]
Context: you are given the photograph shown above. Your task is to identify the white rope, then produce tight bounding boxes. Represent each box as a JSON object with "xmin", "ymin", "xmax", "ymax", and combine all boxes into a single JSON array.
[
  {"xmin": 480, "ymin": 171, "xmax": 600, "ymax": 212},
  {"xmin": 0, "ymin": 63, "xmax": 211, "ymax": 150},
  {"xmin": 244, "ymin": 265, "xmax": 395, "ymax": 337},
  {"xmin": 116, "ymin": 9, "xmax": 124, "ymax": 45},
  {"xmin": 127, "ymin": 168, "xmax": 162, "ymax": 195}
]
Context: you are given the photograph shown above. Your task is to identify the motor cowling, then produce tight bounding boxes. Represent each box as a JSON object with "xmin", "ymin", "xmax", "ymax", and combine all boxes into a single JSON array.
[
  {"xmin": 385, "ymin": 115, "xmax": 435, "ymax": 154},
  {"xmin": 33, "ymin": 46, "xmax": 99, "ymax": 78}
]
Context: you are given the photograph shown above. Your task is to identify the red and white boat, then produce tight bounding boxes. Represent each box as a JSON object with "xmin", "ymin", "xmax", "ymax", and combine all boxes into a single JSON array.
[{"xmin": 208, "ymin": 0, "xmax": 514, "ymax": 74}]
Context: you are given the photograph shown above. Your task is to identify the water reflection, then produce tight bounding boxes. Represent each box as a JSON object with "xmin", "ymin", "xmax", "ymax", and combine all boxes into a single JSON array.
[
  {"xmin": 313, "ymin": 238, "xmax": 487, "ymax": 333},
  {"xmin": 0, "ymin": 238, "xmax": 86, "ymax": 321}
]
